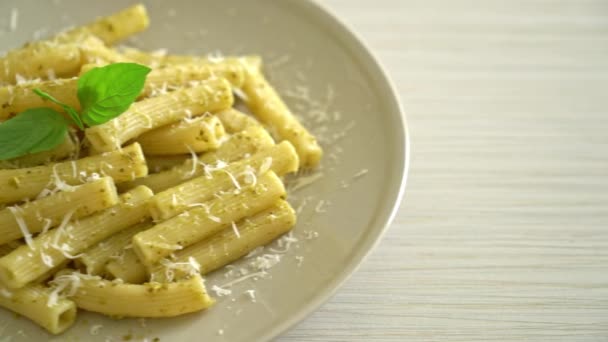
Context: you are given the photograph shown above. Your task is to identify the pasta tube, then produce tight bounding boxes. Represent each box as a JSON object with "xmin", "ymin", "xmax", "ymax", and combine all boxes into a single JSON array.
[
  {"xmin": 152, "ymin": 200, "xmax": 296, "ymax": 281},
  {"xmin": 0, "ymin": 177, "xmax": 119, "ymax": 245},
  {"xmin": 143, "ymin": 61, "xmax": 246, "ymax": 94},
  {"xmin": 79, "ymin": 35, "xmax": 132, "ymax": 64},
  {"xmin": 85, "ymin": 79, "xmax": 233, "ymax": 152},
  {"xmin": 133, "ymin": 171, "xmax": 286, "ymax": 266},
  {"xmin": 137, "ymin": 115, "xmax": 226, "ymax": 155},
  {"xmin": 146, "ymin": 155, "xmax": 190, "ymax": 173},
  {"xmin": 0, "ymin": 186, "xmax": 153, "ymax": 289},
  {"xmin": 0, "ymin": 42, "xmax": 82, "ymax": 84},
  {"xmin": 0, "ymin": 143, "xmax": 147, "ymax": 205},
  {"xmin": 215, "ymin": 108, "xmax": 260, "ymax": 134},
  {"xmin": 0, "ymin": 135, "xmax": 76, "ymax": 169},
  {"xmin": 243, "ymin": 69, "xmax": 323, "ymax": 168},
  {"xmin": 105, "ymin": 249, "xmax": 147, "ymax": 284},
  {"xmin": 120, "ymin": 125, "xmax": 274, "ymax": 193},
  {"xmin": 149, "ymin": 141, "xmax": 298, "ymax": 221},
  {"xmin": 0, "ymin": 284, "xmax": 76, "ymax": 334},
  {"xmin": 59, "ymin": 4, "xmax": 149, "ymax": 45},
  {"xmin": 77, "ymin": 221, "xmax": 152, "ymax": 276},
  {"xmin": 62, "ymin": 272, "xmax": 213, "ymax": 318},
  {"xmin": 0, "ymin": 79, "xmax": 79, "ymax": 122},
  {"xmin": 123, "ymin": 47, "xmax": 261, "ymax": 70}
]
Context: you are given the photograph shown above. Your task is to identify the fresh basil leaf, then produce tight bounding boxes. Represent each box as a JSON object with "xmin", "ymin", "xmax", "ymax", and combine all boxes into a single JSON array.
[
  {"xmin": 0, "ymin": 108, "xmax": 69, "ymax": 160},
  {"xmin": 33, "ymin": 88, "xmax": 84, "ymax": 130},
  {"xmin": 78, "ymin": 63, "xmax": 151, "ymax": 126}
]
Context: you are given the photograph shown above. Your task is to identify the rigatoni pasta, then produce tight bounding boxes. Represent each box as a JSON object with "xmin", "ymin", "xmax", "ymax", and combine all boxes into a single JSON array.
[
  {"xmin": 152, "ymin": 200, "xmax": 296, "ymax": 281},
  {"xmin": 148, "ymin": 141, "xmax": 299, "ymax": 221},
  {"xmin": 0, "ymin": 177, "xmax": 119, "ymax": 245},
  {"xmin": 243, "ymin": 68, "xmax": 323, "ymax": 168},
  {"xmin": 0, "ymin": 186, "xmax": 153, "ymax": 289},
  {"xmin": 0, "ymin": 284, "xmax": 77, "ymax": 334},
  {"xmin": 76, "ymin": 221, "xmax": 152, "ymax": 276},
  {"xmin": 0, "ymin": 142, "xmax": 147, "ymax": 205},
  {"xmin": 62, "ymin": 272, "xmax": 214, "ymax": 318},
  {"xmin": 58, "ymin": 4, "xmax": 149, "ymax": 45},
  {"xmin": 133, "ymin": 171, "xmax": 286, "ymax": 266},
  {"xmin": 85, "ymin": 78, "xmax": 233, "ymax": 152},
  {"xmin": 120, "ymin": 124, "xmax": 274, "ymax": 193},
  {"xmin": 136, "ymin": 115, "xmax": 226, "ymax": 155}
]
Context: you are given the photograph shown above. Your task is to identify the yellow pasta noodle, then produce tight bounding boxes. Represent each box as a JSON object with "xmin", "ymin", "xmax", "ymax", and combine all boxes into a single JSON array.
[
  {"xmin": 85, "ymin": 79, "xmax": 233, "ymax": 152},
  {"xmin": 143, "ymin": 61, "xmax": 246, "ymax": 94},
  {"xmin": 59, "ymin": 4, "xmax": 149, "ymax": 45},
  {"xmin": 243, "ymin": 69, "xmax": 323, "ymax": 168},
  {"xmin": 0, "ymin": 177, "xmax": 119, "ymax": 245},
  {"xmin": 215, "ymin": 108, "xmax": 261, "ymax": 134},
  {"xmin": 146, "ymin": 155, "xmax": 190, "ymax": 173},
  {"xmin": 77, "ymin": 221, "xmax": 152, "ymax": 276},
  {"xmin": 0, "ymin": 79, "xmax": 79, "ymax": 121},
  {"xmin": 149, "ymin": 141, "xmax": 298, "ymax": 221},
  {"xmin": 0, "ymin": 135, "xmax": 76, "ymax": 168},
  {"xmin": 0, "ymin": 284, "xmax": 76, "ymax": 334},
  {"xmin": 123, "ymin": 47, "xmax": 261, "ymax": 70},
  {"xmin": 60, "ymin": 272, "xmax": 213, "ymax": 318},
  {"xmin": 137, "ymin": 115, "xmax": 226, "ymax": 155},
  {"xmin": 105, "ymin": 249, "xmax": 147, "ymax": 284},
  {"xmin": 120, "ymin": 125, "xmax": 274, "ymax": 193},
  {"xmin": 78, "ymin": 35, "xmax": 132, "ymax": 64},
  {"xmin": 133, "ymin": 171, "xmax": 286, "ymax": 266},
  {"xmin": 0, "ymin": 142, "xmax": 147, "ymax": 205},
  {"xmin": 152, "ymin": 200, "xmax": 296, "ymax": 281},
  {"xmin": 0, "ymin": 186, "xmax": 153, "ymax": 289},
  {"xmin": 0, "ymin": 42, "xmax": 82, "ymax": 84}
]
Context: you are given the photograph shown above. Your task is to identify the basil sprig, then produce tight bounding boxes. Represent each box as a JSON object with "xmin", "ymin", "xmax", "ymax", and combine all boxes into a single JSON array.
[{"xmin": 0, "ymin": 63, "xmax": 151, "ymax": 161}]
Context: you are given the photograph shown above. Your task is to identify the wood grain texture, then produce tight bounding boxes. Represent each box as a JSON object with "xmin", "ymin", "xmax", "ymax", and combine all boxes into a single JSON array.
[{"xmin": 281, "ymin": 0, "xmax": 608, "ymax": 341}]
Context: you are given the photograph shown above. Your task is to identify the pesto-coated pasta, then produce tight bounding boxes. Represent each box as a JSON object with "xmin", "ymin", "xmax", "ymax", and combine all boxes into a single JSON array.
[
  {"xmin": 0, "ymin": 143, "xmax": 147, "ymax": 205},
  {"xmin": 85, "ymin": 79, "xmax": 233, "ymax": 152},
  {"xmin": 215, "ymin": 108, "xmax": 261, "ymax": 134},
  {"xmin": 0, "ymin": 284, "xmax": 77, "ymax": 334},
  {"xmin": 64, "ymin": 272, "xmax": 214, "ymax": 317},
  {"xmin": 77, "ymin": 221, "xmax": 152, "ymax": 276},
  {"xmin": 152, "ymin": 200, "xmax": 296, "ymax": 281},
  {"xmin": 243, "ymin": 69, "xmax": 323, "ymax": 168},
  {"xmin": 59, "ymin": 4, "xmax": 149, "ymax": 45},
  {"xmin": 120, "ymin": 125, "xmax": 274, "ymax": 193},
  {"xmin": 0, "ymin": 186, "xmax": 153, "ymax": 289},
  {"xmin": 137, "ymin": 115, "xmax": 226, "ymax": 155},
  {"xmin": 105, "ymin": 249, "xmax": 148, "ymax": 284},
  {"xmin": 0, "ymin": 177, "xmax": 119, "ymax": 245},
  {"xmin": 148, "ymin": 141, "xmax": 298, "ymax": 221},
  {"xmin": 133, "ymin": 171, "xmax": 286, "ymax": 266}
]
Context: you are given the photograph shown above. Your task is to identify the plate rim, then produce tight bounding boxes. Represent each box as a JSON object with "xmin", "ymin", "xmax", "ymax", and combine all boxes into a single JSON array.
[{"xmin": 261, "ymin": 0, "xmax": 411, "ymax": 340}]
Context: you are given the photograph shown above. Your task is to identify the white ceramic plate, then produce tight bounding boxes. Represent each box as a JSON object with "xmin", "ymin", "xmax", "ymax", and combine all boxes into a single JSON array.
[{"xmin": 0, "ymin": 0, "xmax": 408, "ymax": 341}]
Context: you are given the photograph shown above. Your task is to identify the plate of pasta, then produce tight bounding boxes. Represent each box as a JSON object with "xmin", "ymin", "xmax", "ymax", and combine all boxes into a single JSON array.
[{"xmin": 0, "ymin": 1, "xmax": 407, "ymax": 341}]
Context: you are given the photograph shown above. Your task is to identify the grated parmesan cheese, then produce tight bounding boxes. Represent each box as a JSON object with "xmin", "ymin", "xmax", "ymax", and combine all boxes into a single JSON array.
[
  {"xmin": 48, "ymin": 273, "xmax": 81, "ymax": 307},
  {"xmin": 231, "ymin": 221, "xmax": 241, "ymax": 238},
  {"xmin": 287, "ymin": 172, "xmax": 324, "ymax": 192},
  {"xmin": 89, "ymin": 324, "xmax": 103, "ymax": 336},
  {"xmin": 9, "ymin": 8, "xmax": 18, "ymax": 32},
  {"xmin": 244, "ymin": 289, "xmax": 256, "ymax": 302},
  {"xmin": 7, "ymin": 206, "xmax": 34, "ymax": 250},
  {"xmin": 211, "ymin": 285, "xmax": 232, "ymax": 297}
]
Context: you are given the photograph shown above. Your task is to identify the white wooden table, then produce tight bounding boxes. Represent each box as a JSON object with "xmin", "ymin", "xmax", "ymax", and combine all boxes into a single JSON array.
[{"xmin": 281, "ymin": 0, "xmax": 608, "ymax": 340}]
